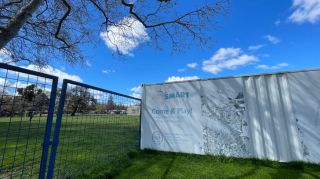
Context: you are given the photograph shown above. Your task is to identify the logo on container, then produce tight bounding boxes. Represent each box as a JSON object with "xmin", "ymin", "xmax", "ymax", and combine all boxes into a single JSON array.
[
  {"xmin": 158, "ymin": 90, "xmax": 189, "ymax": 100},
  {"xmin": 152, "ymin": 131, "xmax": 164, "ymax": 144}
]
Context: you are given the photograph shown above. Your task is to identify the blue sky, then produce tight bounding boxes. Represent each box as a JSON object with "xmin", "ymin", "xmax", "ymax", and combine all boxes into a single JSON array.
[{"xmin": 3, "ymin": 0, "xmax": 320, "ymax": 98}]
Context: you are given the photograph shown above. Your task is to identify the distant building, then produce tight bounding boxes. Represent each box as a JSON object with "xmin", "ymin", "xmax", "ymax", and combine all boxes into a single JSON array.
[
  {"xmin": 127, "ymin": 105, "xmax": 140, "ymax": 115},
  {"xmin": 110, "ymin": 109, "xmax": 126, "ymax": 114}
]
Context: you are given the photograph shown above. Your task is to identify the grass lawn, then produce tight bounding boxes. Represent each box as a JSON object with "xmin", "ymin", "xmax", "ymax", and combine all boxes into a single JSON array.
[
  {"xmin": 0, "ymin": 114, "xmax": 140, "ymax": 178},
  {"xmin": 2, "ymin": 114, "xmax": 320, "ymax": 179},
  {"xmin": 115, "ymin": 150, "xmax": 320, "ymax": 179}
]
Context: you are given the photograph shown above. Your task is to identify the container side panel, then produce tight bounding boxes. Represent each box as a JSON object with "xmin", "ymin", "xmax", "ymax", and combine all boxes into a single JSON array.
[
  {"xmin": 244, "ymin": 77, "xmax": 265, "ymax": 159},
  {"xmin": 254, "ymin": 76, "xmax": 278, "ymax": 160},
  {"xmin": 288, "ymin": 71, "xmax": 320, "ymax": 163},
  {"xmin": 278, "ymin": 74, "xmax": 302, "ymax": 160},
  {"xmin": 141, "ymin": 70, "xmax": 320, "ymax": 163}
]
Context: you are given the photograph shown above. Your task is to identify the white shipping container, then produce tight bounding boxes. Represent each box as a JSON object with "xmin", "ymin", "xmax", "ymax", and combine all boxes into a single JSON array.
[{"xmin": 140, "ymin": 69, "xmax": 320, "ymax": 163}]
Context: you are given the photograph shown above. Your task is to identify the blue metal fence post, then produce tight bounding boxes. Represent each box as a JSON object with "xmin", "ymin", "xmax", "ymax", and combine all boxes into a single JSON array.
[
  {"xmin": 46, "ymin": 80, "xmax": 68, "ymax": 179},
  {"xmin": 39, "ymin": 78, "xmax": 58, "ymax": 179}
]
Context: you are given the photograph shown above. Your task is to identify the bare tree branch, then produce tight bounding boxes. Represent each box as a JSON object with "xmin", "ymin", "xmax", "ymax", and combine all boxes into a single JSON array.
[
  {"xmin": 0, "ymin": 0, "xmax": 23, "ymax": 9},
  {"xmin": 88, "ymin": 0, "xmax": 109, "ymax": 29},
  {"xmin": 120, "ymin": 0, "xmax": 219, "ymax": 28},
  {"xmin": 54, "ymin": 0, "xmax": 71, "ymax": 48},
  {"xmin": 0, "ymin": 0, "xmax": 228, "ymax": 66}
]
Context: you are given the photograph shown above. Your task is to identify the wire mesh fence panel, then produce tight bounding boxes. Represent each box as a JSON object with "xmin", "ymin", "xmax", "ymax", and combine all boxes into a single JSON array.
[
  {"xmin": 0, "ymin": 64, "xmax": 58, "ymax": 179},
  {"xmin": 49, "ymin": 80, "xmax": 141, "ymax": 178}
]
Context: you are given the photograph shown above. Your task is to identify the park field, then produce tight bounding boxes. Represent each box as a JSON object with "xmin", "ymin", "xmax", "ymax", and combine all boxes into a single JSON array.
[
  {"xmin": 0, "ymin": 114, "xmax": 140, "ymax": 178},
  {"xmin": 2, "ymin": 115, "xmax": 320, "ymax": 179}
]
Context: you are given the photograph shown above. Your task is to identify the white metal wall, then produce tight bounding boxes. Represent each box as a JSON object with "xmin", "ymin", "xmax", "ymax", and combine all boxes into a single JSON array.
[
  {"xmin": 288, "ymin": 71, "xmax": 320, "ymax": 163},
  {"xmin": 243, "ymin": 74, "xmax": 301, "ymax": 161},
  {"xmin": 141, "ymin": 70, "xmax": 320, "ymax": 163}
]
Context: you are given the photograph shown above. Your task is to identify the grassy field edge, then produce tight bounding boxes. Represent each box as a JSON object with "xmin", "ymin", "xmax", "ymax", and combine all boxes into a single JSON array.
[{"xmin": 112, "ymin": 149, "xmax": 320, "ymax": 179}]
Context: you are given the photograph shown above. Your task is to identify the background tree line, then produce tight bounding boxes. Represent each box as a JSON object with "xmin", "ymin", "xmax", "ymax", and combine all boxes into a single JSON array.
[
  {"xmin": 0, "ymin": 84, "xmax": 127, "ymax": 117},
  {"xmin": 0, "ymin": 84, "xmax": 49, "ymax": 117}
]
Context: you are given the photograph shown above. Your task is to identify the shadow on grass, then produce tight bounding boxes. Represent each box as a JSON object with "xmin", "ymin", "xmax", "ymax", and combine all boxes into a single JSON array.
[
  {"xmin": 114, "ymin": 150, "xmax": 320, "ymax": 179},
  {"xmin": 161, "ymin": 155, "xmax": 176, "ymax": 179}
]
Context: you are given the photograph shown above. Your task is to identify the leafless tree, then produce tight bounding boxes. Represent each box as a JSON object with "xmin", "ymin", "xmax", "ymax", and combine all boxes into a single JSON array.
[{"xmin": 0, "ymin": 0, "xmax": 228, "ymax": 66}]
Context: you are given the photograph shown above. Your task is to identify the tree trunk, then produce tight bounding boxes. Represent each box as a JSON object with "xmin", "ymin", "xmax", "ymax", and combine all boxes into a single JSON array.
[
  {"xmin": 0, "ymin": 0, "xmax": 43, "ymax": 49},
  {"xmin": 71, "ymin": 107, "xmax": 77, "ymax": 116}
]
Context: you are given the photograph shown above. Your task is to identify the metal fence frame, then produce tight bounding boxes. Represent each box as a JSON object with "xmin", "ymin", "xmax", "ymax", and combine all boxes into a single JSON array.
[
  {"xmin": 0, "ymin": 63, "xmax": 58, "ymax": 179},
  {"xmin": 0, "ymin": 63, "xmax": 142, "ymax": 179},
  {"xmin": 46, "ymin": 79, "xmax": 141, "ymax": 178}
]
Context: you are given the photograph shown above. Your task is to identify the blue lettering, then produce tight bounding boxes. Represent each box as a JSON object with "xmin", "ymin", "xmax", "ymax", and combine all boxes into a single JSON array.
[{"xmin": 163, "ymin": 92, "xmax": 190, "ymax": 100}]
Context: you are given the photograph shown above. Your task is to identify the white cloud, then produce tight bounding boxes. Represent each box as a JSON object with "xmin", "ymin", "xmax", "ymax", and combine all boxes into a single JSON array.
[
  {"xmin": 0, "ymin": 78, "xmax": 5, "ymax": 86},
  {"xmin": 130, "ymin": 85, "xmax": 142, "ymax": 98},
  {"xmin": 0, "ymin": 77, "xmax": 49, "ymax": 95},
  {"xmin": 263, "ymin": 54, "xmax": 271, "ymax": 58},
  {"xmin": 0, "ymin": 81, "xmax": 29, "ymax": 95},
  {"xmin": 187, "ymin": 62, "xmax": 198, "ymax": 69},
  {"xmin": 0, "ymin": 50, "xmax": 82, "ymax": 84},
  {"xmin": 20, "ymin": 64, "xmax": 83, "ymax": 83},
  {"xmin": 131, "ymin": 93, "xmax": 141, "ymax": 98},
  {"xmin": 85, "ymin": 60, "xmax": 91, "ymax": 67},
  {"xmin": 102, "ymin": 69, "xmax": 115, "ymax": 74},
  {"xmin": 202, "ymin": 48, "xmax": 258, "ymax": 74},
  {"xmin": 289, "ymin": 0, "xmax": 320, "ymax": 24},
  {"xmin": 130, "ymin": 86, "xmax": 142, "ymax": 93},
  {"xmin": 256, "ymin": 62, "xmax": 289, "ymax": 70},
  {"xmin": 177, "ymin": 68, "xmax": 186, "ymax": 72},
  {"xmin": 166, "ymin": 76, "xmax": 199, "ymax": 82},
  {"xmin": 11, "ymin": 81, "xmax": 28, "ymax": 89},
  {"xmin": 275, "ymin": 19, "xmax": 281, "ymax": 25},
  {"xmin": 264, "ymin": 35, "xmax": 280, "ymax": 44},
  {"xmin": 248, "ymin": 44, "xmax": 264, "ymax": 51},
  {"xmin": 100, "ymin": 17, "xmax": 149, "ymax": 56}
]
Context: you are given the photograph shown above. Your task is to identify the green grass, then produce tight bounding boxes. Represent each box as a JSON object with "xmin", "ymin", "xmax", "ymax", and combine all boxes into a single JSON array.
[
  {"xmin": 3, "ymin": 115, "xmax": 320, "ymax": 179},
  {"xmin": 115, "ymin": 150, "xmax": 320, "ymax": 179},
  {"xmin": 0, "ymin": 114, "xmax": 140, "ymax": 178}
]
